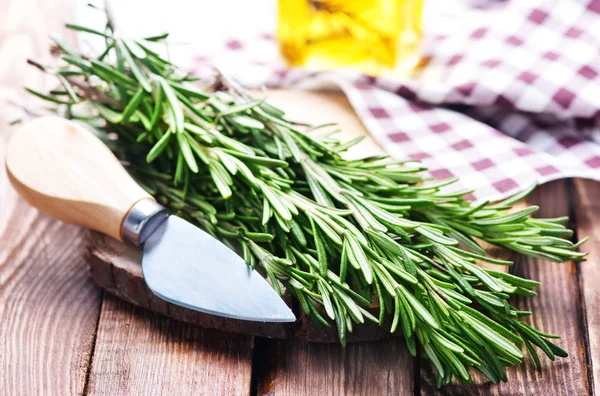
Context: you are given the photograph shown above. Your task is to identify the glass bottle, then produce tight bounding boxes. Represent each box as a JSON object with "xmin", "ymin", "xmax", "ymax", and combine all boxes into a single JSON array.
[{"xmin": 278, "ymin": 0, "xmax": 423, "ymax": 75}]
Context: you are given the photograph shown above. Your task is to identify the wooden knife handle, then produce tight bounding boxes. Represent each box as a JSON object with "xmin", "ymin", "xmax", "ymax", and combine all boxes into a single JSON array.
[{"xmin": 5, "ymin": 116, "xmax": 153, "ymax": 242}]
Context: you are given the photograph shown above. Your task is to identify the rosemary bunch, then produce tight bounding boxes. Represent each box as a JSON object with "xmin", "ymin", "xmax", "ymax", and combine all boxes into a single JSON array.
[{"xmin": 26, "ymin": 23, "xmax": 587, "ymax": 387}]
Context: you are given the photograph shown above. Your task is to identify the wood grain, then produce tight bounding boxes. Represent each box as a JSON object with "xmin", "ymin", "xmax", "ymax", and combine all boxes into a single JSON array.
[
  {"xmin": 420, "ymin": 181, "xmax": 590, "ymax": 395},
  {"xmin": 87, "ymin": 294, "xmax": 254, "ymax": 396},
  {"xmin": 573, "ymin": 179, "xmax": 600, "ymax": 395},
  {"xmin": 0, "ymin": 1, "xmax": 104, "ymax": 395},
  {"xmin": 0, "ymin": 209, "xmax": 102, "ymax": 396},
  {"xmin": 255, "ymin": 337, "xmax": 415, "ymax": 396}
]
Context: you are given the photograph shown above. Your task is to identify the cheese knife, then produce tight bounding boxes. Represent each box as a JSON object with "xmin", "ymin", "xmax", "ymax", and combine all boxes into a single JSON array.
[{"xmin": 5, "ymin": 116, "xmax": 296, "ymax": 323}]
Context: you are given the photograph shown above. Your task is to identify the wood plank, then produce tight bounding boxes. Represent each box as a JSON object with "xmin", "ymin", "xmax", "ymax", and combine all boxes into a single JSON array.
[
  {"xmin": 255, "ymin": 337, "xmax": 415, "ymax": 395},
  {"xmin": 87, "ymin": 294, "xmax": 254, "ymax": 396},
  {"xmin": 0, "ymin": 1, "xmax": 104, "ymax": 395},
  {"xmin": 0, "ymin": 214, "xmax": 102, "ymax": 395},
  {"xmin": 420, "ymin": 180, "xmax": 590, "ymax": 395},
  {"xmin": 573, "ymin": 179, "xmax": 600, "ymax": 395}
]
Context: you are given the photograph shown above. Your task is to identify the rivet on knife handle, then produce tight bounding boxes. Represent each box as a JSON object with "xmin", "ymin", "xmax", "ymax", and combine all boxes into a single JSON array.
[{"xmin": 6, "ymin": 116, "xmax": 157, "ymax": 243}]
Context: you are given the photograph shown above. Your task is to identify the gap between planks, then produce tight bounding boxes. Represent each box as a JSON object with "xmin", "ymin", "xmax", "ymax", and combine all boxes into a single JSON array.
[{"xmin": 82, "ymin": 290, "xmax": 105, "ymax": 396}]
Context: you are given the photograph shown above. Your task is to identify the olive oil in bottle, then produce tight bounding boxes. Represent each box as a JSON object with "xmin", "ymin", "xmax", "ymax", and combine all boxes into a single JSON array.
[{"xmin": 278, "ymin": 0, "xmax": 423, "ymax": 75}]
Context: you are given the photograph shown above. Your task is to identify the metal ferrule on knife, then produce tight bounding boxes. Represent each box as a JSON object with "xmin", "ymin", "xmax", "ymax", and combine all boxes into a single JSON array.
[{"xmin": 121, "ymin": 199, "xmax": 169, "ymax": 247}]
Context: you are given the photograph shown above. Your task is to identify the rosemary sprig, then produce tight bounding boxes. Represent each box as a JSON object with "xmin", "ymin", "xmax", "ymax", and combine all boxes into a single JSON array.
[{"xmin": 26, "ymin": 22, "xmax": 587, "ymax": 387}]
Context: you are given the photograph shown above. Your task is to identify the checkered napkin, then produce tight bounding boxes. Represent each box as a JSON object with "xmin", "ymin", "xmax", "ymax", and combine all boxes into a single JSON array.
[{"xmin": 191, "ymin": 0, "xmax": 600, "ymax": 201}]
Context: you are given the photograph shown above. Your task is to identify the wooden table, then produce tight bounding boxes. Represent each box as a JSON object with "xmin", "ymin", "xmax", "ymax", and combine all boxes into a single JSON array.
[{"xmin": 1, "ymin": 1, "xmax": 599, "ymax": 395}]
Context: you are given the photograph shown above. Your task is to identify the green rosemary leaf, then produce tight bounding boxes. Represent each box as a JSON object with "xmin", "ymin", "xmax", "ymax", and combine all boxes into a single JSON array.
[
  {"xmin": 397, "ymin": 284, "xmax": 438, "ymax": 329},
  {"xmin": 208, "ymin": 162, "xmax": 233, "ymax": 198},
  {"xmin": 448, "ymin": 247, "xmax": 513, "ymax": 266},
  {"xmin": 224, "ymin": 149, "xmax": 288, "ymax": 168},
  {"xmin": 540, "ymin": 245, "xmax": 587, "ymax": 259},
  {"xmin": 546, "ymin": 340, "xmax": 568, "ymax": 358},
  {"xmin": 473, "ymin": 206, "xmax": 539, "ymax": 226},
  {"xmin": 65, "ymin": 23, "xmax": 111, "ymax": 37},
  {"xmin": 230, "ymin": 114, "xmax": 265, "ymax": 130},
  {"xmin": 311, "ymin": 215, "xmax": 343, "ymax": 245},
  {"xmin": 170, "ymin": 81, "xmax": 210, "ymax": 100},
  {"xmin": 311, "ymin": 218, "xmax": 328, "ymax": 277},
  {"xmin": 174, "ymin": 152, "xmax": 184, "ymax": 185},
  {"xmin": 259, "ymin": 182, "xmax": 292, "ymax": 221},
  {"xmin": 484, "ymin": 269, "xmax": 540, "ymax": 289},
  {"xmin": 380, "ymin": 259, "xmax": 417, "ymax": 285},
  {"xmin": 523, "ymin": 338, "xmax": 541, "ymax": 368},
  {"xmin": 175, "ymin": 132, "xmax": 198, "ymax": 173},
  {"xmin": 120, "ymin": 88, "xmax": 145, "ymax": 123},
  {"xmin": 417, "ymin": 226, "xmax": 457, "ymax": 246},
  {"xmin": 357, "ymin": 306, "xmax": 379, "ymax": 324},
  {"xmin": 158, "ymin": 76, "xmax": 185, "ymax": 133},
  {"xmin": 61, "ymin": 54, "xmax": 92, "ymax": 71},
  {"xmin": 459, "ymin": 311, "xmax": 523, "ymax": 360},
  {"xmin": 144, "ymin": 32, "xmax": 169, "ymax": 41},
  {"xmin": 116, "ymin": 39, "xmax": 152, "ymax": 92},
  {"xmin": 390, "ymin": 293, "xmax": 402, "ymax": 333},
  {"xmin": 91, "ymin": 59, "xmax": 137, "ymax": 86},
  {"xmin": 55, "ymin": 74, "xmax": 79, "ymax": 103},
  {"xmin": 149, "ymin": 88, "xmax": 164, "ymax": 130},
  {"xmin": 493, "ymin": 183, "xmax": 537, "ymax": 207},
  {"xmin": 346, "ymin": 235, "xmax": 373, "ymax": 284},
  {"xmin": 25, "ymin": 87, "xmax": 74, "ymax": 104},
  {"xmin": 216, "ymin": 99, "xmax": 262, "ymax": 120},
  {"xmin": 373, "ymin": 263, "xmax": 397, "ymax": 296},
  {"xmin": 333, "ymin": 298, "xmax": 347, "ymax": 347},
  {"xmin": 334, "ymin": 135, "xmax": 365, "ymax": 152},
  {"xmin": 146, "ymin": 130, "xmax": 171, "ymax": 163},
  {"xmin": 317, "ymin": 281, "xmax": 335, "ymax": 320},
  {"xmin": 332, "ymin": 287, "xmax": 364, "ymax": 324},
  {"xmin": 461, "ymin": 261, "xmax": 503, "ymax": 293},
  {"xmin": 423, "ymin": 342, "xmax": 446, "ymax": 378}
]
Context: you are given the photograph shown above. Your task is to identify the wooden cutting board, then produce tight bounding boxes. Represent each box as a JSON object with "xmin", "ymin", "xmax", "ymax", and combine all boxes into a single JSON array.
[{"xmin": 87, "ymin": 90, "xmax": 396, "ymax": 342}]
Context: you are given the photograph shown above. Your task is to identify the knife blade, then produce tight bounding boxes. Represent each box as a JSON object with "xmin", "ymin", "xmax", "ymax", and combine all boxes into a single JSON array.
[{"xmin": 6, "ymin": 116, "xmax": 295, "ymax": 323}]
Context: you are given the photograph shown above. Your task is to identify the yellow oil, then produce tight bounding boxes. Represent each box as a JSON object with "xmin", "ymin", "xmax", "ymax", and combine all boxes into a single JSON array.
[{"xmin": 278, "ymin": 0, "xmax": 423, "ymax": 76}]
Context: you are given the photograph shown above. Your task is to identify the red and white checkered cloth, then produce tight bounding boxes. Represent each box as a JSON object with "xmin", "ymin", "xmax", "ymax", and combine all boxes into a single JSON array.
[{"xmin": 192, "ymin": 0, "xmax": 600, "ymax": 201}]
